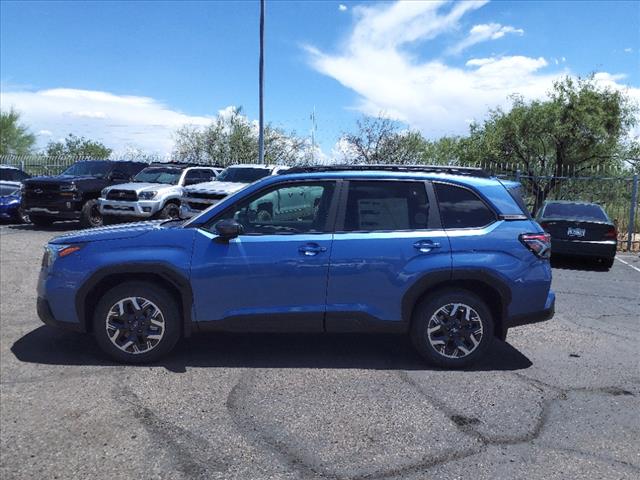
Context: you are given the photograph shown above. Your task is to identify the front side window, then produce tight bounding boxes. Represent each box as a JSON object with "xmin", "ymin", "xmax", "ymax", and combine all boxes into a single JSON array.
[
  {"xmin": 214, "ymin": 182, "xmax": 335, "ymax": 235},
  {"xmin": 343, "ymin": 181, "xmax": 430, "ymax": 231},
  {"xmin": 434, "ymin": 183, "xmax": 496, "ymax": 229}
]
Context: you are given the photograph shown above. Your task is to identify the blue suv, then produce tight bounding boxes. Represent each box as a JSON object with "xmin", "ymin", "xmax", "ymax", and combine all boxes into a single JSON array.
[{"xmin": 37, "ymin": 166, "xmax": 554, "ymax": 368}]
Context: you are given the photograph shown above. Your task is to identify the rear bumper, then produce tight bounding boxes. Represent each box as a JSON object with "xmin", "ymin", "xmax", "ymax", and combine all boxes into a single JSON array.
[
  {"xmin": 551, "ymin": 238, "xmax": 616, "ymax": 258},
  {"xmin": 37, "ymin": 297, "xmax": 85, "ymax": 332},
  {"xmin": 506, "ymin": 290, "xmax": 555, "ymax": 328}
]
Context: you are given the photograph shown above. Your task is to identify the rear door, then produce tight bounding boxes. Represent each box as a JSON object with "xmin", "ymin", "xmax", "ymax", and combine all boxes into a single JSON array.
[{"xmin": 325, "ymin": 180, "xmax": 451, "ymax": 330}]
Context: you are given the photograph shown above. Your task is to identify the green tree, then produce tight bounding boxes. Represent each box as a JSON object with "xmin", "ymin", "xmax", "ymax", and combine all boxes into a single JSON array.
[
  {"xmin": 460, "ymin": 76, "xmax": 638, "ymax": 211},
  {"xmin": 46, "ymin": 134, "xmax": 111, "ymax": 159},
  {"xmin": 173, "ymin": 107, "xmax": 309, "ymax": 166},
  {"xmin": 0, "ymin": 109, "xmax": 36, "ymax": 155}
]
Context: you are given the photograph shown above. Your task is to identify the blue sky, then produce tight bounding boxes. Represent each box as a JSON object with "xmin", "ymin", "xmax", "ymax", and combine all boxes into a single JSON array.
[{"xmin": 1, "ymin": 0, "xmax": 638, "ymax": 156}]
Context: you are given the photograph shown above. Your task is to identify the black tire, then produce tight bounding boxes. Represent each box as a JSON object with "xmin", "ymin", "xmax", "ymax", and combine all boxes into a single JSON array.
[
  {"xmin": 158, "ymin": 202, "xmax": 180, "ymax": 220},
  {"xmin": 80, "ymin": 199, "xmax": 103, "ymax": 228},
  {"xmin": 410, "ymin": 289, "xmax": 494, "ymax": 369},
  {"xmin": 92, "ymin": 282, "xmax": 181, "ymax": 363},
  {"xmin": 30, "ymin": 215, "xmax": 54, "ymax": 227}
]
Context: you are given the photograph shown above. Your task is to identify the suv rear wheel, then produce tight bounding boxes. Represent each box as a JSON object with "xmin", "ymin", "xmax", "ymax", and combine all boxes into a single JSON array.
[
  {"xmin": 93, "ymin": 282, "xmax": 181, "ymax": 363},
  {"xmin": 410, "ymin": 289, "xmax": 494, "ymax": 369},
  {"xmin": 80, "ymin": 199, "xmax": 103, "ymax": 228}
]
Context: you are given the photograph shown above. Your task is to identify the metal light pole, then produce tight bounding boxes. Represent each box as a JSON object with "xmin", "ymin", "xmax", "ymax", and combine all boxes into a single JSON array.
[{"xmin": 258, "ymin": 0, "xmax": 265, "ymax": 164}]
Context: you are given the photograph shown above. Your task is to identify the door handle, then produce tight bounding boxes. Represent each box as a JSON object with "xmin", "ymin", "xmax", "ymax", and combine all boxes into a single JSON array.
[
  {"xmin": 413, "ymin": 240, "xmax": 441, "ymax": 253},
  {"xmin": 298, "ymin": 243, "xmax": 327, "ymax": 256}
]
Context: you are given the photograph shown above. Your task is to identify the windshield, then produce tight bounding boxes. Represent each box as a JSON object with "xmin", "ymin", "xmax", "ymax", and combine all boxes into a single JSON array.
[
  {"xmin": 134, "ymin": 167, "xmax": 182, "ymax": 185},
  {"xmin": 61, "ymin": 161, "xmax": 112, "ymax": 178},
  {"xmin": 1, "ymin": 168, "xmax": 28, "ymax": 181},
  {"xmin": 542, "ymin": 202, "xmax": 608, "ymax": 221},
  {"xmin": 216, "ymin": 167, "xmax": 271, "ymax": 183}
]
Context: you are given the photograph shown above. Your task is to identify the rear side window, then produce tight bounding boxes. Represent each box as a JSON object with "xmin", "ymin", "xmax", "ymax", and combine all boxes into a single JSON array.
[
  {"xmin": 434, "ymin": 183, "xmax": 496, "ymax": 229},
  {"xmin": 343, "ymin": 181, "xmax": 430, "ymax": 231}
]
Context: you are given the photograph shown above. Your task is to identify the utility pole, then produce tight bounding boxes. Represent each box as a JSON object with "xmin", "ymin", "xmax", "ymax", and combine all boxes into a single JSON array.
[
  {"xmin": 310, "ymin": 106, "xmax": 317, "ymax": 163},
  {"xmin": 258, "ymin": 0, "xmax": 265, "ymax": 164}
]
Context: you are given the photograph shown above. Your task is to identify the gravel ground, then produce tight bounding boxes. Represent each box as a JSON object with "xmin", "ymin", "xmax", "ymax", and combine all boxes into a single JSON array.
[{"xmin": 1, "ymin": 222, "xmax": 639, "ymax": 480}]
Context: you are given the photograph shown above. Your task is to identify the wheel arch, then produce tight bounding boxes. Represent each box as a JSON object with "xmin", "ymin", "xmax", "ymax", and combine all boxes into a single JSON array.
[
  {"xmin": 76, "ymin": 263, "xmax": 193, "ymax": 338},
  {"xmin": 402, "ymin": 269, "xmax": 510, "ymax": 339}
]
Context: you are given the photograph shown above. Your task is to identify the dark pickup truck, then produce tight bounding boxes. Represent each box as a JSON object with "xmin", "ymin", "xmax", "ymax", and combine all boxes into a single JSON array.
[{"xmin": 22, "ymin": 160, "xmax": 147, "ymax": 228}]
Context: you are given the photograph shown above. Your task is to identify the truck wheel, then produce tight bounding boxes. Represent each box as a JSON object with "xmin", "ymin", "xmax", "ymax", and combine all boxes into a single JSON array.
[
  {"xmin": 80, "ymin": 199, "xmax": 103, "ymax": 228},
  {"xmin": 410, "ymin": 289, "xmax": 494, "ymax": 369},
  {"xmin": 30, "ymin": 215, "xmax": 53, "ymax": 227},
  {"xmin": 158, "ymin": 202, "xmax": 180, "ymax": 219},
  {"xmin": 92, "ymin": 282, "xmax": 181, "ymax": 364}
]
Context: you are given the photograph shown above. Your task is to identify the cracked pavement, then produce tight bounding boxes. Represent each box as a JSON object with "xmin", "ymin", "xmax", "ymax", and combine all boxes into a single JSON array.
[{"xmin": 1, "ymin": 223, "xmax": 639, "ymax": 479}]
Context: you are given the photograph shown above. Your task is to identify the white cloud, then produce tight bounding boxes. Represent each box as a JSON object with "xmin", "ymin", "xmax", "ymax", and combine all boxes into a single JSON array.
[
  {"xmin": 624, "ymin": 47, "xmax": 633, "ymax": 53},
  {"xmin": 0, "ymin": 88, "xmax": 212, "ymax": 154},
  {"xmin": 447, "ymin": 22, "xmax": 523, "ymax": 55},
  {"xmin": 339, "ymin": 4, "xmax": 347, "ymax": 12},
  {"xmin": 307, "ymin": 0, "xmax": 639, "ymax": 139}
]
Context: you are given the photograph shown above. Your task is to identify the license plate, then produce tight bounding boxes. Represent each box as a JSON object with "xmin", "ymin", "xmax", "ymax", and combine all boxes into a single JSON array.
[{"xmin": 567, "ymin": 227, "xmax": 585, "ymax": 237}]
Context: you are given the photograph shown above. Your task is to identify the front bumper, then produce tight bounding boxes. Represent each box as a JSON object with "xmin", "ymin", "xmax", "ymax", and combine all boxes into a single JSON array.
[
  {"xmin": 23, "ymin": 198, "xmax": 83, "ymax": 219},
  {"xmin": 37, "ymin": 297, "xmax": 85, "ymax": 332},
  {"xmin": 99, "ymin": 198, "xmax": 161, "ymax": 217},
  {"xmin": 551, "ymin": 238, "xmax": 616, "ymax": 259}
]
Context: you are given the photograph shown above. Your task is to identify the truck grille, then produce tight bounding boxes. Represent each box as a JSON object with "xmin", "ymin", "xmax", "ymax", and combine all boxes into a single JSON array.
[
  {"xmin": 107, "ymin": 190, "xmax": 138, "ymax": 201},
  {"xmin": 187, "ymin": 192, "xmax": 226, "ymax": 201}
]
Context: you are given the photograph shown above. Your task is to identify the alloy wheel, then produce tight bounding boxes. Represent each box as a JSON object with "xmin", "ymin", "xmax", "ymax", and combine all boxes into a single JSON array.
[
  {"xmin": 426, "ymin": 303, "xmax": 483, "ymax": 359},
  {"xmin": 105, "ymin": 297, "xmax": 165, "ymax": 354}
]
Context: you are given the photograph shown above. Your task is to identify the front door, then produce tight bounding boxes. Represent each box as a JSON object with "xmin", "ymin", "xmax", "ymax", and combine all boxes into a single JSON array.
[{"xmin": 190, "ymin": 181, "xmax": 338, "ymax": 331}]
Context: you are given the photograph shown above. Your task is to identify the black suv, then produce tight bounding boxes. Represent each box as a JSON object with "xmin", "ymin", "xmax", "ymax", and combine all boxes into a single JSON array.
[{"xmin": 22, "ymin": 160, "xmax": 147, "ymax": 228}]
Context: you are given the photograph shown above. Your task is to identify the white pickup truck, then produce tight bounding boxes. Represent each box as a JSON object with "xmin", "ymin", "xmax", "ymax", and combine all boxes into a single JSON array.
[
  {"xmin": 99, "ymin": 163, "xmax": 220, "ymax": 221},
  {"xmin": 179, "ymin": 164, "xmax": 288, "ymax": 219}
]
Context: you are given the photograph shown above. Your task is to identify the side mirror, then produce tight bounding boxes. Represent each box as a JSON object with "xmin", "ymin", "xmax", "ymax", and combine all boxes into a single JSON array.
[{"xmin": 215, "ymin": 219, "xmax": 243, "ymax": 240}]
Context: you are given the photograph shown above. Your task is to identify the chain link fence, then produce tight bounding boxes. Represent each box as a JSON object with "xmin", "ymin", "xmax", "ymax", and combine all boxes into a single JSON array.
[{"xmin": 2, "ymin": 154, "xmax": 638, "ymax": 251}]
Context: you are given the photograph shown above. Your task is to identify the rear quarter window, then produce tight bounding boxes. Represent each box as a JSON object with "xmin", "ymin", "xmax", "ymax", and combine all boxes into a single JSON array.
[{"xmin": 434, "ymin": 183, "xmax": 496, "ymax": 229}]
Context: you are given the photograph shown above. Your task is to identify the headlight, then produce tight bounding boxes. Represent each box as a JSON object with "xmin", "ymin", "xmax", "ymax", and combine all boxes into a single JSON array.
[
  {"xmin": 139, "ymin": 191, "xmax": 157, "ymax": 200},
  {"xmin": 20, "ymin": 183, "xmax": 26, "ymax": 193},
  {"xmin": 60, "ymin": 183, "xmax": 77, "ymax": 192},
  {"xmin": 101, "ymin": 188, "xmax": 109, "ymax": 197},
  {"xmin": 43, "ymin": 244, "xmax": 83, "ymax": 268}
]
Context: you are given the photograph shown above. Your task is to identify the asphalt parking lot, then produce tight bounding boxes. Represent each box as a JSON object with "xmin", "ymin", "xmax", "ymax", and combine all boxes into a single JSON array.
[{"xmin": 1, "ymin": 222, "xmax": 639, "ymax": 480}]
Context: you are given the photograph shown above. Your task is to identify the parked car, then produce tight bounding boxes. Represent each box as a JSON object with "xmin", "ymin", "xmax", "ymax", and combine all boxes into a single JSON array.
[
  {"xmin": 179, "ymin": 164, "xmax": 288, "ymax": 218},
  {"xmin": 0, "ymin": 188, "xmax": 29, "ymax": 223},
  {"xmin": 37, "ymin": 165, "xmax": 554, "ymax": 368},
  {"xmin": 99, "ymin": 163, "xmax": 220, "ymax": 222},
  {"xmin": 21, "ymin": 160, "xmax": 147, "ymax": 228},
  {"xmin": 1, "ymin": 165, "xmax": 30, "ymax": 196},
  {"xmin": 536, "ymin": 200, "xmax": 617, "ymax": 268}
]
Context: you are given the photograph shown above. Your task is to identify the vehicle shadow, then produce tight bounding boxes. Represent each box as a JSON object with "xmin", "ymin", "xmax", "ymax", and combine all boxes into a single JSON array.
[
  {"xmin": 11, "ymin": 326, "xmax": 532, "ymax": 373},
  {"xmin": 551, "ymin": 254, "xmax": 611, "ymax": 272}
]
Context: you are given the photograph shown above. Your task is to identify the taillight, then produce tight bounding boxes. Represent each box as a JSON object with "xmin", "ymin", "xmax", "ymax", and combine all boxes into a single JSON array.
[
  {"xmin": 604, "ymin": 226, "xmax": 617, "ymax": 240},
  {"xmin": 519, "ymin": 232, "xmax": 551, "ymax": 259}
]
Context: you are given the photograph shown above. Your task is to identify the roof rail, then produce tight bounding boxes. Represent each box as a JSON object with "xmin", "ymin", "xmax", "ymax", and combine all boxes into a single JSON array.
[
  {"xmin": 281, "ymin": 164, "xmax": 492, "ymax": 178},
  {"xmin": 148, "ymin": 161, "xmax": 224, "ymax": 168}
]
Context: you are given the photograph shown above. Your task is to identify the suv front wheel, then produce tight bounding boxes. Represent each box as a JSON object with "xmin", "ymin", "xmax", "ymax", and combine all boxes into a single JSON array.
[
  {"xmin": 93, "ymin": 282, "xmax": 181, "ymax": 363},
  {"xmin": 410, "ymin": 289, "xmax": 494, "ymax": 369}
]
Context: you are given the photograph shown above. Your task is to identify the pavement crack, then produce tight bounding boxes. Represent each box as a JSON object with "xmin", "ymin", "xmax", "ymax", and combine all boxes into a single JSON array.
[{"xmin": 114, "ymin": 385, "xmax": 227, "ymax": 479}]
